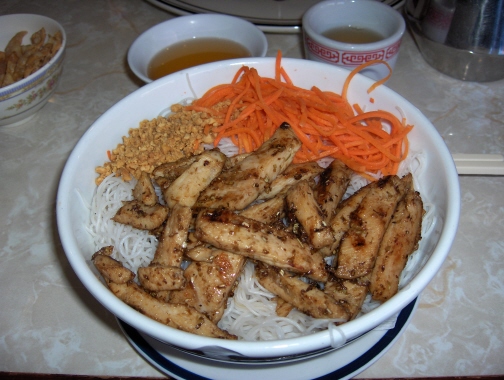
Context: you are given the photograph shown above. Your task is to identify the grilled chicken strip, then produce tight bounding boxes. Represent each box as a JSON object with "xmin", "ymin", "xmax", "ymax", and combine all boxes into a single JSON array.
[
  {"xmin": 169, "ymin": 250, "xmax": 245, "ymax": 323},
  {"xmin": 108, "ymin": 280, "xmax": 236, "ymax": 339},
  {"xmin": 195, "ymin": 209, "xmax": 329, "ymax": 282},
  {"xmin": 335, "ymin": 175, "xmax": 405, "ymax": 279},
  {"xmin": 153, "ymin": 155, "xmax": 200, "ymax": 199},
  {"xmin": 320, "ymin": 184, "xmax": 372, "ymax": 257},
  {"xmin": 256, "ymin": 263, "xmax": 350, "ymax": 321},
  {"xmin": 256, "ymin": 161, "xmax": 324, "ymax": 201},
  {"xmin": 186, "ymin": 230, "xmax": 212, "ymax": 252},
  {"xmin": 195, "ymin": 123, "xmax": 302, "ymax": 210},
  {"xmin": 223, "ymin": 152, "xmax": 250, "ymax": 170},
  {"xmin": 152, "ymin": 155, "xmax": 200, "ymax": 179},
  {"xmin": 314, "ymin": 159, "xmax": 352, "ymax": 222},
  {"xmin": 132, "ymin": 171, "xmax": 157, "ymax": 206},
  {"xmin": 275, "ymin": 297, "xmax": 294, "ymax": 317},
  {"xmin": 92, "ymin": 247, "xmax": 135, "ymax": 284},
  {"xmin": 151, "ymin": 203, "xmax": 192, "ymax": 268},
  {"xmin": 185, "ymin": 245, "xmax": 216, "ymax": 263},
  {"xmin": 177, "ymin": 194, "xmax": 288, "ymax": 320},
  {"xmin": 140, "ymin": 204, "xmax": 193, "ymax": 299},
  {"xmin": 369, "ymin": 183, "xmax": 423, "ymax": 302},
  {"xmin": 163, "ymin": 150, "xmax": 226, "ymax": 208},
  {"xmin": 239, "ymin": 195, "xmax": 285, "ymax": 225},
  {"xmin": 171, "ymin": 189, "xmax": 286, "ymax": 323},
  {"xmin": 324, "ymin": 276, "xmax": 369, "ymax": 319},
  {"xmin": 286, "ymin": 180, "xmax": 333, "ymax": 249},
  {"xmin": 112, "ymin": 200, "xmax": 168, "ymax": 230},
  {"xmin": 138, "ymin": 265, "xmax": 186, "ymax": 292},
  {"xmin": 91, "ymin": 253, "xmax": 235, "ymax": 339}
]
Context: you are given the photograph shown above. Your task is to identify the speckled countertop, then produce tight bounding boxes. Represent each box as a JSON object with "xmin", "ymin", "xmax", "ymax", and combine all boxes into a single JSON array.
[{"xmin": 0, "ymin": 1, "xmax": 503, "ymax": 378}]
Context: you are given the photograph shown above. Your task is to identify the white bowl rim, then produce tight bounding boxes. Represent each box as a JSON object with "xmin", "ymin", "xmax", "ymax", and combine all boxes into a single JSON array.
[
  {"xmin": 127, "ymin": 13, "xmax": 268, "ymax": 84},
  {"xmin": 57, "ymin": 57, "xmax": 460, "ymax": 359},
  {"xmin": 0, "ymin": 13, "xmax": 67, "ymax": 97}
]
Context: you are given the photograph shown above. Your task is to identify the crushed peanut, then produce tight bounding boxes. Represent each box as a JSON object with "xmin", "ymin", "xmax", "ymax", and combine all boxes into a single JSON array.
[{"xmin": 95, "ymin": 104, "xmax": 217, "ymax": 184}]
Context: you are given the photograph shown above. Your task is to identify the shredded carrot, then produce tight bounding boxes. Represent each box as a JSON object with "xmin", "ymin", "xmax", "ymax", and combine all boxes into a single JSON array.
[{"xmin": 185, "ymin": 51, "xmax": 412, "ymax": 178}]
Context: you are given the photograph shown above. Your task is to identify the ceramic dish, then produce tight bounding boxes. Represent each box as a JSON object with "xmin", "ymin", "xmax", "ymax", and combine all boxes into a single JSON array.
[
  {"xmin": 0, "ymin": 13, "xmax": 66, "ymax": 126},
  {"xmin": 302, "ymin": 0, "xmax": 406, "ymax": 81},
  {"xmin": 118, "ymin": 298, "xmax": 418, "ymax": 379},
  {"xmin": 57, "ymin": 57, "xmax": 459, "ymax": 362},
  {"xmin": 146, "ymin": 0, "xmax": 406, "ymax": 33},
  {"xmin": 128, "ymin": 14, "xmax": 267, "ymax": 83}
]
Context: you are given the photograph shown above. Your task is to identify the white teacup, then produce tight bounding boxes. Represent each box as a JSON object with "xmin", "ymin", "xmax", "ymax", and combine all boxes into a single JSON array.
[{"xmin": 302, "ymin": 0, "xmax": 406, "ymax": 81}]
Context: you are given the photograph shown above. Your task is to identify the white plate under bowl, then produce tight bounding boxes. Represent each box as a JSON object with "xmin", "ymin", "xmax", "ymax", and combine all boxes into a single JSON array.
[
  {"xmin": 118, "ymin": 297, "xmax": 418, "ymax": 379},
  {"xmin": 146, "ymin": 0, "xmax": 406, "ymax": 33}
]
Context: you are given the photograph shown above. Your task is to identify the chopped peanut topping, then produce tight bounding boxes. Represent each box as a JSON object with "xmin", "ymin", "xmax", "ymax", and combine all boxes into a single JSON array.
[{"xmin": 95, "ymin": 104, "xmax": 217, "ymax": 184}]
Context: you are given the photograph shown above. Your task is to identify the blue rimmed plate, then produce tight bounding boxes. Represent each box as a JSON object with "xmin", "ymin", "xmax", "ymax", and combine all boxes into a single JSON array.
[{"xmin": 118, "ymin": 297, "xmax": 417, "ymax": 379}]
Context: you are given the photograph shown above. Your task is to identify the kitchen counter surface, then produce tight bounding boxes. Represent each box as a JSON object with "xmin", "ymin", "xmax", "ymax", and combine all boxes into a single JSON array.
[{"xmin": 1, "ymin": 1, "xmax": 503, "ymax": 378}]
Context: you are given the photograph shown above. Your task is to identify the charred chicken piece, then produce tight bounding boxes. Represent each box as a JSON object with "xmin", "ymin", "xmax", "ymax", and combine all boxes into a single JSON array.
[
  {"xmin": 112, "ymin": 200, "xmax": 168, "ymax": 230},
  {"xmin": 335, "ymin": 175, "xmax": 405, "ymax": 279},
  {"xmin": 184, "ymin": 231, "xmax": 203, "ymax": 252},
  {"xmin": 137, "ymin": 265, "xmax": 186, "ymax": 292},
  {"xmin": 255, "ymin": 263, "xmax": 350, "ymax": 321},
  {"xmin": 195, "ymin": 123, "xmax": 301, "ymax": 210},
  {"xmin": 314, "ymin": 159, "xmax": 352, "ymax": 222},
  {"xmin": 169, "ymin": 249, "xmax": 245, "ymax": 323},
  {"xmin": 195, "ymin": 209, "xmax": 329, "ymax": 282},
  {"xmin": 151, "ymin": 203, "xmax": 192, "ymax": 268},
  {"xmin": 138, "ymin": 204, "xmax": 192, "ymax": 298},
  {"xmin": 185, "ymin": 245, "xmax": 216, "ymax": 263},
  {"xmin": 92, "ymin": 247, "xmax": 135, "ymax": 284},
  {"xmin": 318, "ymin": 183, "xmax": 372, "ymax": 257},
  {"xmin": 239, "ymin": 195, "xmax": 285, "ymax": 225},
  {"xmin": 286, "ymin": 180, "xmax": 333, "ymax": 249},
  {"xmin": 324, "ymin": 276, "xmax": 369, "ymax": 319},
  {"xmin": 275, "ymin": 297, "xmax": 295, "ymax": 317},
  {"xmin": 223, "ymin": 152, "xmax": 250, "ymax": 170},
  {"xmin": 163, "ymin": 150, "xmax": 226, "ymax": 208},
  {"xmin": 91, "ymin": 252, "xmax": 235, "ymax": 339},
  {"xmin": 153, "ymin": 155, "xmax": 200, "ymax": 198},
  {"xmin": 256, "ymin": 161, "xmax": 324, "ymax": 201},
  {"xmin": 107, "ymin": 280, "xmax": 236, "ymax": 339},
  {"xmin": 132, "ymin": 171, "xmax": 157, "ymax": 206},
  {"xmin": 172, "ymin": 189, "xmax": 289, "ymax": 323},
  {"xmin": 369, "ymin": 178, "xmax": 423, "ymax": 302},
  {"xmin": 152, "ymin": 154, "xmax": 200, "ymax": 179}
]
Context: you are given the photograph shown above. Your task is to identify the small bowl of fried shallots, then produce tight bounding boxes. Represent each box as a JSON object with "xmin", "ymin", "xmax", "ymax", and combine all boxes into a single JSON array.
[
  {"xmin": 0, "ymin": 14, "xmax": 65, "ymax": 126},
  {"xmin": 57, "ymin": 56, "xmax": 460, "ymax": 364}
]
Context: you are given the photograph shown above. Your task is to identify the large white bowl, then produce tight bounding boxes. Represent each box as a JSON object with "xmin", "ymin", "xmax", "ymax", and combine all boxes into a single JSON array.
[
  {"xmin": 0, "ymin": 14, "xmax": 66, "ymax": 127},
  {"xmin": 127, "ymin": 14, "xmax": 268, "ymax": 84},
  {"xmin": 57, "ymin": 57, "xmax": 460, "ymax": 361}
]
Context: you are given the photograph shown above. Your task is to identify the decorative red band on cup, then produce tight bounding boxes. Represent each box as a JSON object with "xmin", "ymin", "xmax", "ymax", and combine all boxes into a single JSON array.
[
  {"xmin": 385, "ymin": 39, "xmax": 402, "ymax": 59},
  {"xmin": 306, "ymin": 37, "xmax": 341, "ymax": 63},
  {"xmin": 306, "ymin": 36, "xmax": 401, "ymax": 66}
]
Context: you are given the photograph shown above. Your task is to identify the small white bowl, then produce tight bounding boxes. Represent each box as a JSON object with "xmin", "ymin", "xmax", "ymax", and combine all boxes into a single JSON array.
[
  {"xmin": 128, "ymin": 14, "xmax": 268, "ymax": 83},
  {"xmin": 302, "ymin": 0, "xmax": 406, "ymax": 81},
  {"xmin": 57, "ymin": 57, "xmax": 460, "ymax": 362},
  {"xmin": 0, "ymin": 14, "xmax": 66, "ymax": 127}
]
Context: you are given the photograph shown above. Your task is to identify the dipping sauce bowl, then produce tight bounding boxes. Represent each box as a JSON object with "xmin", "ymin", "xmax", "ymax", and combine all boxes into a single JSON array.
[
  {"xmin": 128, "ymin": 14, "xmax": 268, "ymax": 83},
  {"xmin": 302, "ymin": 0, "xmax": 406, "ymax": 81}
]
